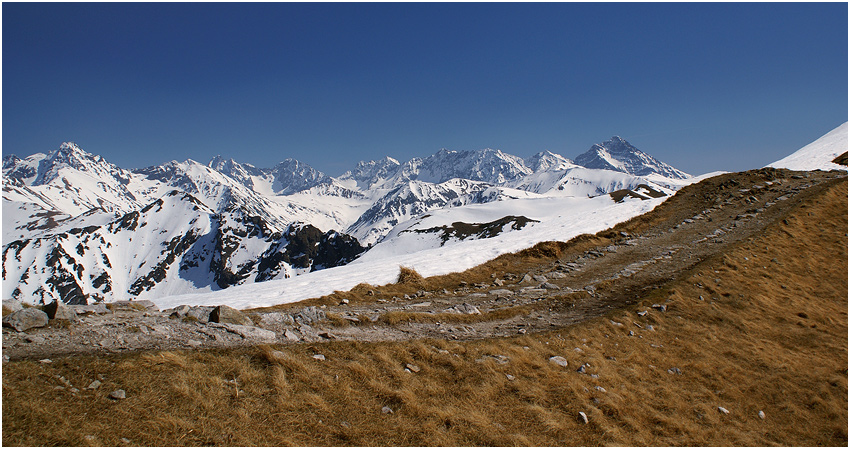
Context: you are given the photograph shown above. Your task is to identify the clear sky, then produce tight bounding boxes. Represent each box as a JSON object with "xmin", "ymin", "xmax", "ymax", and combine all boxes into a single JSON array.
[{"xmin": 3, "ymin": 2, "xmax": 847, "ymax": 177}]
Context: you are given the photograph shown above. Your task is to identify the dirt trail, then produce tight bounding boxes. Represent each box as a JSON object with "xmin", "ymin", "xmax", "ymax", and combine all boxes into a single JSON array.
[{"xmin": 3, "ymin": 168, "xmax": 847, "ymax": 360}]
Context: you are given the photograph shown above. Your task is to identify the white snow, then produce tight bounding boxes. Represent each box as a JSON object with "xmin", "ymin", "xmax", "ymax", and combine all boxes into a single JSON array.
[
  {"xmin": 768, "ymin": 122, "xmax": 848, "ymax": 171},
  {"xmin": 153, "ymin": 193, "xmax": 667, "ymax": 310}
]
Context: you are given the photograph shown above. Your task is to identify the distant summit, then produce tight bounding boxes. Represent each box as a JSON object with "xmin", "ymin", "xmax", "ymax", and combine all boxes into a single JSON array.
[{"xmin": 574, "ymin": 136, "xmax": 690, "ymax": 180}]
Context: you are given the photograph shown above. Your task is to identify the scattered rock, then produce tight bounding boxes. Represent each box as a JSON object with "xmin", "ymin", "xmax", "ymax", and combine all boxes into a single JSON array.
[
  {"xmin": 667, "ymin": 367, "xmax": 682, "ymax": 375},
  {"xmin": 169, "ymin": 305, "xmax": 191, "ymax": 318},
  {"xmin": 3, "ymin": 308, "xmax": 49, "ymax": 332},
  {"xmin": 186, "ymin": 339, "xmax": 202, "ymax": 348},
  {"xmin": 283, "ymin": 329, "xmax": 301, "ymax": 341},
  {"xmin": 70, "ymin": 304, "xmax": 110, "ymax": 316},
  {"xmin": 318, "ymin": 332, "xmax": 336, "ymax": 340},
  {"xmin": 210, "ymin": 305, "xmax": 253, "ymax": 326},
  {"xmin": 539, "ymin": 282, "xmax": 560, "ymax": 290},
  {"xmin": 109, "ymin": 389, "xmax": 126, "ymax": 400},
  {"xmin": 2, "ymin": 299, "xmax": 23, "ymax": 314},
  {"xmin": 222, "ymin": 324, "xmax": 277, "ymax": 342},
  {"xmin": 758, "ymin": 410, "xmax": 765, "ymax": 420},
  {"xmin": 532, "ymin": 274, "xmax": 548, "ymax": 283},
  {"xmin": 489, "ymin": 289, "xmax": 513, "ymax": 297},
  {"xmin": 517, "ymin": 328, "xmax": 527, "ymax": 334},
  {"xmin": 453, "ymin": 303, "xmax": 481, "ymax": 315},
  {"xmin": 519, "ymin": 274, "xmax": 533, "ymax": 284},
  {"xmin": 493, "ymin": 278, "xmax": 505, "ymax": 286},
  {"xmin": 260, "ymin": 312, "xmax": 294, "ymax": 326},
  {"xmin": 186, "ymin": 306, "xmax": 213, "ymax": 323},
  {"xmin": 312, "ymin": 354, "xmax": 326, "ymax": 361},
  {"xmin": 651, "ymin": 304, "xmax": 668, "ymax": 312},
  {"xmin": 43, "ymin": 300, "xmax": 78, "ymax": 322},
  {"xmin": 295, "ymin": 306, "xmax": 326, "ymax": 325},
  {"xmin": 505, "ymin": 374, "xmax": 516, "ymax": 381},
  {"xmin": 637, "ymin": 310, "xmax": 648, "ymax": 317},
  {"xmin": 718, "ymin": 406, "xmax": 730, "ymax": 415},
  {"xmin": 549, "ymin": 356, "xmax": 568, "ymax": 368},
  {"xmin": 595, "ymin": 386, "xmax": 607, "ymax": 393},
  {"xmin": 576, "ymin": 365, "xmax": 587, "ymax": 374},
  {"xmin": 39, "ymin": 358, "xmax": 52, "ymax": 364},
  {"xmin": 381, "ymin": 406, "xmax": 393, "ymax": 414},
  {"xmin": 24, "ymin": 335, "xmax": 45, "ymax": 344},
  {"xmin": 405, "ymin": 363, "xmax": 421, "ymax": 373},
  {"xmin": 87, "ymin": 380, "xmax": 102, "ymax": 390},
  {"xmin": 578, "ymin": 411, "xmax": 589, "ymax": 424},
  {"xmin": 120, "ymin": 438, "xmax": 131, "ymax": 444}
]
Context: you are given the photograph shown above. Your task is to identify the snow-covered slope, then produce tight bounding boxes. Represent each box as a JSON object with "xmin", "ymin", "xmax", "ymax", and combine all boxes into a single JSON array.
[
  {"xmin": 574, "ymin": 136, "xmax": 690, "ymax": 179},
  {"xmin": 768, "ymin": 122, "xmax": 848, "ymax": 171},
  {"xmin": 4, "ymin": 137, "xmax": 695, "ymax": 305},
  {"xmin": 2, "ymin": 191, "xmax": 366, "ymax": 304},
  {"xmin": 154, "ymin": 192, "xmax": 669, "ymax": 310}
]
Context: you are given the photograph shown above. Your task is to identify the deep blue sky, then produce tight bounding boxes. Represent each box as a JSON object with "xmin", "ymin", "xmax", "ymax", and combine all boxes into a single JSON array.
[{"xmin": 3, "ymin": 2, "xmax": 847, "ymax": 176}]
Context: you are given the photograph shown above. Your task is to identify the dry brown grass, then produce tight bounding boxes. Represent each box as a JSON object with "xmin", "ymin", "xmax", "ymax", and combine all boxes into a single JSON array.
[{"xmin": 3, "ymin": 178, "xmax": 846, "ymax": 446}]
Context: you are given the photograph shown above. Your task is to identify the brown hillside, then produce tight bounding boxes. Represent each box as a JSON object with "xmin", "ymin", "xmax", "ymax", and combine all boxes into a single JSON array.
[{"xmin": 2, "ymin": 172, "xmax": 847, "ymax": 446}]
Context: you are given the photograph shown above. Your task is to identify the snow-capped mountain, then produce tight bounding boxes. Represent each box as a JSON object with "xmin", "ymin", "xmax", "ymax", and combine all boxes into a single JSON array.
[
  {"xmin": 3, "ymin": 136, "xmax": 693, "ymax": 305},
  {"xmin": 574, "ymin": 136, "xmax": 690, "ymax": 179},
  {"xmin": 2, "ymin": 190, "xmax": 366, "ymax": 304},
  {"xmin": 524, "ymin": 150, "xmax": 578, "ymax": 172},
  {"xmin": 768, "ymin": 122, "xmax": 848, "ymax": 171}
]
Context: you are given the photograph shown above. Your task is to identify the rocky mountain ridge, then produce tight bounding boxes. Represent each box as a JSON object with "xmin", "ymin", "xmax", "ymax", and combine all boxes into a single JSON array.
[{"xmin": 4, "ymin": 137, "xmax": 690, "ymax": 305}]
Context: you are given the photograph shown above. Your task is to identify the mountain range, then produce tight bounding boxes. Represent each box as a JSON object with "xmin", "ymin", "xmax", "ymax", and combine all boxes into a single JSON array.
[{"xmin": 3, "ymin": 136, "xmax": 692, "ymax": 305}]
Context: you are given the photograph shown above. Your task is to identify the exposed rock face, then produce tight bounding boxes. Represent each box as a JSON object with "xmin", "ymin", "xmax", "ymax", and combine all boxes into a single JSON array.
[{"xmin": 43, "ymin": 301, "xmax": 78, "ymax": 321}]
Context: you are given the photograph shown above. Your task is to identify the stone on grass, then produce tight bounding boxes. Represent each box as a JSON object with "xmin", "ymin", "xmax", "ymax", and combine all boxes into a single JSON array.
[
  {"xmin": 283, "ymin": 329, "xmax": 301, "ymax": 341},
  {"xmin": 454, "ymin": 303, "xmax": 481, "ymax": 315},
  {"xmin": 87, "ymin": 380, "xmax": 102, "ymax": 390},
  {"xmin": 578, "ymin": 411, "xmax": 589, "ymax": 424},
  {"xmin": 3, "ymin": 308, "xmax": 49, "ymax": 332},
  {"xmin": 717, "ymin": 406, "xmax": 729, "ymax": 415},
  {"xmin": 405, "ymin": 363, "xmax": 421, "ymax": 373},
  {"xmin": 758, "ymin": 410, "xmax": 765, "ymax": 420},
  {"xmin": 549, "ymin": 356, "xmax": 568, "ymax": 368},
  {"xmin": 651, "ymin": 304, "xmax": 668, "ymax": 312},
  {"xmin": 312, "ymin": 354, "xmax": 326, "ymax": 361},
  {"xmin": 381, "ymin": 406, "xmax": 394, "ymax": 414},
  {"xmin": 209, "ymin": 305, "xmax": 253, "ymax": 326},
  {"xmin": 109, "ymin": 389, "xmax": 126, "ymax": 400}
]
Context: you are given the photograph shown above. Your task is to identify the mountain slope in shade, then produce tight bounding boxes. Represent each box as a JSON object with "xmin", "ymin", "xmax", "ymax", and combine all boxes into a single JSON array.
[
  {"xmin": 574, "ymin": 136, "xmax": 690, "ymax": 180},
  {"xmin": 768, "ymin": 122, "xmax": 848, "ymax": 171}
]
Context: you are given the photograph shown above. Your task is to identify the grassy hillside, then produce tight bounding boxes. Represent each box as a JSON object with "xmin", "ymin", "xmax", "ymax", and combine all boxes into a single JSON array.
[{"xmin": 2, "ymin": 178, "xmax": 846, "ymax": 446}]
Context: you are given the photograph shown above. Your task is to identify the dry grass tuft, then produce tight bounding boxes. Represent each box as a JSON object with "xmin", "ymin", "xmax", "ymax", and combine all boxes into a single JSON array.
[{"xmin": 397, "ymin": 266, "xmax": 424, "ymax": 285}]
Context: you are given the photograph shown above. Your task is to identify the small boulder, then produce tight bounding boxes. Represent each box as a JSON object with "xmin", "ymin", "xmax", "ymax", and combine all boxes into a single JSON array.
[
  {"xmin": 283, "ymin": 329, "xmax": 301, "ymax": 341},
  {"xmin": 381, "ymin": 406, "xmax": 393, "ymax": 414},
  {"xmin": 549, "ymin": 356, "xmax": 568, "ymax": 368},
  {"xmin": 2, "ymin": 308, "xmax": 49, "ymax": 332},
  {"xmin": 758, "ymin": 410, "xmax": 765, "ymax": 420},
  {"xmin": 718, "ymin": 406, "xmax": 730, "ymax": 415},
  {"xmin": 651, "ymin": 304, "xmax": 668, "ymax": 312},
  {"xmin": 43, "ymin": 300, "xmax": 78, "ymax": 322},
  {"xmin": 578, "ymin": 411, "xmax": 589, "ymax": 424},
  {"xmin": 405, "ymin": 363, "xmax": 421, "ymax": 373},
  {"xmin": 169, "ymin": 305, "xmax": 191, "ymax": 318},
  {"xmin": 109, "ymin": 389, "xmax": 126, "ymax": 400},
  {"xmin": 209, "ymin": 305, "xmax": 253, "ymax": 326},
  {"xmin": 70, "ymin": 304, "xmax": 110, "ymax": 316},
  {"xmin": 312, "ymin": 354, "xmax": 326, "ymax": 361},
  {"xmin": 87, "ymin": 380, "xmax": 102, "ymax": 390},
  {"xmin": 519, "ymin": 274, "xmax": 534, "ymax": 284},
  {"xmin": 540, "ymin": 282, "xmax": 560, "ymax": 290}
]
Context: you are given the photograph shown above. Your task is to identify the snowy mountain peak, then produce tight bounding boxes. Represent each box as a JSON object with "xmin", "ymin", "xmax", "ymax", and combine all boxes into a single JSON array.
[
  {"xmin": 525, "ymin": 150, "xmax": 577, "ymax": 172},
  {"xmin": 574, "ymin": 137, "xmax": 690, "ymax": 180},
  {"xmin": 339, "ymin": 156, "xmax": 403, "ymax": 190}
]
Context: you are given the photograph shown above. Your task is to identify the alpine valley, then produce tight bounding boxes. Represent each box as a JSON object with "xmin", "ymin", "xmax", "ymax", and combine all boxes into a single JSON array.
[{"xmin": 3, "ymin": 137, "xmax": 694, "ymax": 305}]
